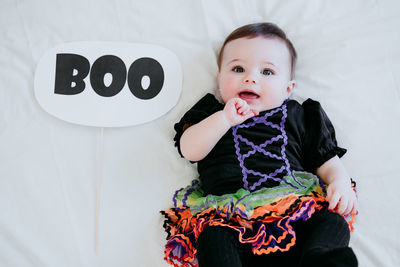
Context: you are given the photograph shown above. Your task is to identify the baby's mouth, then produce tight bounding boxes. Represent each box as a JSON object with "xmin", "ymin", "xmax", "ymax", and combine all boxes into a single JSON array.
[{"xmin": 239, "ymin": 91, "xmax": 260, "ymax": 100}]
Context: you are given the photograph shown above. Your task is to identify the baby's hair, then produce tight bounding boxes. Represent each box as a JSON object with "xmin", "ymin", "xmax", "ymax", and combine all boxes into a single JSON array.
[{"xmin": 217, "ymin": 22, "xmax": 297, "ymax": 79}]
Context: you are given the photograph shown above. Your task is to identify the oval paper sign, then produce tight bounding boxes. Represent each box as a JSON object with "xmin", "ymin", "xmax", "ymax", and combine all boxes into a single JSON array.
[{"xmin": 34, "ymin": 42, "xmax": 182, "ymax": 127}]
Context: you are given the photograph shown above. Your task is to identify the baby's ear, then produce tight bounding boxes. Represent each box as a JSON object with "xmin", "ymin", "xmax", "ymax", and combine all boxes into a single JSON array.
[{"xmin": 286, "ymin": 80, "xmax": 296, "ymax": 95}]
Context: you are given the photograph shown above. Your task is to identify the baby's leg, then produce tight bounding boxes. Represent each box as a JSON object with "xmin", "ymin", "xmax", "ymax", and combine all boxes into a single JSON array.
[
  {"xmin": 197, "ymin": 226, "xmax": 245, "ymax": 267},
  {"xmin": 297, "ymin": 211, "xmax": 358, "ymax": 267}
]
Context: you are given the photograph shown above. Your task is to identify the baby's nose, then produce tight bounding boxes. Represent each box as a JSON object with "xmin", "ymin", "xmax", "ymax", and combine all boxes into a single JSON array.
[
  {"xmin": 244, "ymin": 78, "xmax": 257, "ymax": 84},
  {"xmin": 244, "ymin": 71, "xmax": 257, "ymax": 84}
]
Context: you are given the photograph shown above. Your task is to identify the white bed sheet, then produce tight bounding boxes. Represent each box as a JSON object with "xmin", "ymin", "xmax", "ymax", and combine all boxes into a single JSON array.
[{"xmin": 1, "ymin": 0, "xmax": 400, "ymax": 266}]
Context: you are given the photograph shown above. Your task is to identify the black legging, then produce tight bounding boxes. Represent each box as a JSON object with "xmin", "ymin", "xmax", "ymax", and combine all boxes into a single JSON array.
[{"xmin": 196, "ymin": 211, "xmax": 357, "ymax": 267}]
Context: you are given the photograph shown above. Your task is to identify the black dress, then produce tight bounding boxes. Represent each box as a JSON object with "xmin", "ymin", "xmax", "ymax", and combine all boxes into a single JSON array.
[
  {"xmin": 173, "ymin": 93, "xmax": 346, "ymax": 195},
  {"xmin": 161, "ymin": 93, "xmax": 354, "ymax": 267}
]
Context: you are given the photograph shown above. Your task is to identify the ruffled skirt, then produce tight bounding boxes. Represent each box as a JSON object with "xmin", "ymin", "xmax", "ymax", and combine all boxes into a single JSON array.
[{"xmin": 160, "ymin": 171, "xmax": 356, "ymax": 267}]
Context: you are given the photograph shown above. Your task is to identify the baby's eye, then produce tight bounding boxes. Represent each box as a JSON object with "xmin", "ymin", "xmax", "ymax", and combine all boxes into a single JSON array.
[
  {"xmin": 262, "ymin": 69, "xmax": 273, "ymax": 76},
  {"xmin": 232, "ymin": 66, "xmax": 244, "ymax": 73}
]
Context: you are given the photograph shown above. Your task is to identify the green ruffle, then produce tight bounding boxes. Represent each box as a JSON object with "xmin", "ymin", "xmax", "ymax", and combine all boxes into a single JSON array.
[{"xmin": 174, "ymin": 171, "xmax": 324, "ymax": 218}]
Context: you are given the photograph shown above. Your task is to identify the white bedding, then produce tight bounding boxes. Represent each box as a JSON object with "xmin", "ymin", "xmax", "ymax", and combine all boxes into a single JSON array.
[{"xmin": 1, "ymin": 0, "xmax": 400, "ymax": 266}]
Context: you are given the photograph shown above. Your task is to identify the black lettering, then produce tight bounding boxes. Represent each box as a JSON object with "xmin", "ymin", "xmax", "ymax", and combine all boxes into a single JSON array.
[
  {"xmin": 54, "ymin": 53, "xmax": 90, "ymax": 95},
  {"xmin": 90, "ymin": 55, "xmax": 127, "ymax": 97},
  {"xmin": 127, "ymin": 57, "xmax": 164, "ymax": 100}
]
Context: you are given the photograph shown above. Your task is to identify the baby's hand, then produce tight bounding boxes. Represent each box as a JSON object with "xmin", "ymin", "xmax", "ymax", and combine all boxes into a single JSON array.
[
  {"xmin": 223, "ymin": 98, "xmax": 259, "ymax": 126},
  {"xmin": 326, "ymin": 179, "xmax": 357, "ymax": 216}
]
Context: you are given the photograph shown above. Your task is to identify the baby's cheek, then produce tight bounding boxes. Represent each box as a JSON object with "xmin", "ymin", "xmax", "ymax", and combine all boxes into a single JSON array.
[
  {"xmin": 220, "ymin": 81, "xmax": 237, "ymax": 102},
  {"xmin": 221, "ymin": 79, "xmax": 238, "ymax": 95}
]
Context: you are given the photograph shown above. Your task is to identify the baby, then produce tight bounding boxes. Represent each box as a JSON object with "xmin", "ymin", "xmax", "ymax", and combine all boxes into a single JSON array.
[{"xmin": 161, "ymin": 22, "xmax": 358, "ymax": 267}]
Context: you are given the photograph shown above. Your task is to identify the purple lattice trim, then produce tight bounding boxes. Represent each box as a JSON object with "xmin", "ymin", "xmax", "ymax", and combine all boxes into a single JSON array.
[
  {"xmin": 247, "ymin": 166, "xmax": 286, "ymax": 191},
  {"xmin": 237, "ymin": 134, "xmax": 284, "ymax": 160},
  {"xmin": 232, "ymin": 100, "xmax": 299, "ymax": 191},
  {"xmin": 277, "ymin": 103, "xmax": 301, "ymax": 188}
]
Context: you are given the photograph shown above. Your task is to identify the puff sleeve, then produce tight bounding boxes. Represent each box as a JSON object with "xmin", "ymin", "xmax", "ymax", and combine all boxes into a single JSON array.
[
  {"xmin": 173, "ymin": 93, "xmax": 223, "ymax": 157},
  {"xmin": 302, "ymin": 99, "xmax": 347, "ymax": 172}
]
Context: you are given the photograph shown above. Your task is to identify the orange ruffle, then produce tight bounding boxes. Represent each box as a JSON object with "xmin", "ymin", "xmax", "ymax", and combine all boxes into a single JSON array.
[{"xmin": 161, "ymin": 193, "xmax": 338, "ymax": 267}]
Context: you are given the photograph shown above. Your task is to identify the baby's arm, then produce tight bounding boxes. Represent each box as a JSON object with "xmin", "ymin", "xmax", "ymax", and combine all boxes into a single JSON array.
[
  {"xmin": 180, "ymin": 98, "xmax": 258, "ymax": 162},
  {"xmin": 316, "ymin": 156, "xmax": 357, "ymax": 216}
]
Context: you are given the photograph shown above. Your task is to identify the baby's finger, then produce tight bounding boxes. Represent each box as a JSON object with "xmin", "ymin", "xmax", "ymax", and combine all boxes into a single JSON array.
[
  {"xmin": 344, "ymin": 200, "xmax": 354, "ymax": 216},
  {"xmin": 336, "ymin": 199, "xmax": 345, "ymax": 215},
  {"xmin": 338, "ymin": 198, "xmax": 350, "ymax": 215},
  {"xmin": 236, "ymin": 98, "xmax": 246, "ymax": 106},
  {"xmin": 326, "ymin": 187, "xmax": 331, "ymax": 201},
  {"xmin": 232, "ymin": 98, "xmax": 242, "ymax": 109},
  {"xmin": 237, "ymin": 104, "xmax": 250, "ymax": 115},
  {"xmin": 242, "ymin": 110, "xmax": 257, "ymax": 121},
  {"xmin": 326, "ymin": 185, "xmax": 334, "ymax": 203},
  {"xmin": 328, "ymin": 192, "xmax": 340, "ymax": 211},
  {"xmin": 336, "ymin": 195, "xmax": 347, "ymax": 214}
]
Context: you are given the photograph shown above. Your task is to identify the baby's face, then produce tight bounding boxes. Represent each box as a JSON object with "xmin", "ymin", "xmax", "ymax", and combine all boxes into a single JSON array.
[{"xmin": 218, "ymin": 36, "xmax": 294, "ymax": 112}]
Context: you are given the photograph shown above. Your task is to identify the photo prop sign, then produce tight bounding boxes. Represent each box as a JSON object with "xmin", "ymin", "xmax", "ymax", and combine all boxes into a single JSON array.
[{"xmin": 34, "ymin": 42, "xmax": 182, "ymax": 127}]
